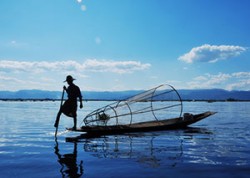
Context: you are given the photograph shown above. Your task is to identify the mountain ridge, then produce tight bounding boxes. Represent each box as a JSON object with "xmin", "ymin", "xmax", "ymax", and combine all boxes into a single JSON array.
[{"xmin": 0, "ymin": 89, "xmax": 250, "ymax": 101}]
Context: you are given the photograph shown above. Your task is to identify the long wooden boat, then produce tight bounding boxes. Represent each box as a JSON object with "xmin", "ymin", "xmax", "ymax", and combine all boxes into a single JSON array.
[{"xmin": 67, "ymin": 111, "xmax": 216, "ymax": 135}]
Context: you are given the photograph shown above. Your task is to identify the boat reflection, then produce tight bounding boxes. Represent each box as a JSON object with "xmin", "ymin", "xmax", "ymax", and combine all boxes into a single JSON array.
[
  {"xmin": 64, "ymin": 127, "xmax": 213, "ymax": 170},
  {"xmin": 85, "ymin": 135, "xmax": 183, "ymax": 168},
  {"xmin": 54, "ymin": 138, "xmax": 84, "ymax": 177}
]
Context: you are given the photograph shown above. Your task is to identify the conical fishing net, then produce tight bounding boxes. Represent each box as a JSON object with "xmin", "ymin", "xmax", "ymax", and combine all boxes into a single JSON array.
[{"xmin": 83, "ymin": 84, "xmax": 183, "ymax": 126}]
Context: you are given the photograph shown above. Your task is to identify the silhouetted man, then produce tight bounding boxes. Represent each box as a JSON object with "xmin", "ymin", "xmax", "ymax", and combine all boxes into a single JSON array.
[{"xmin": 54, "ymin": 75, "xmax": 83, "ymax": 130}]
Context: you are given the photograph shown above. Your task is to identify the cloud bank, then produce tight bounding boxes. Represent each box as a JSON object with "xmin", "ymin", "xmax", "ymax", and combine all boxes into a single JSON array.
[
  {"xmin": 178, "ymin": 44, "xmax": 247, "ymax": 63},
  {"xmin": 188, "ymin": 72, "xmax": 250, "ymax": 90},
  {"xmin": 0, "ymin": 59, "xmax": 151, "ymax": 90},
  {"xmin": 0, "ymin": 59, "xmax": 151, "ymax": 74}
]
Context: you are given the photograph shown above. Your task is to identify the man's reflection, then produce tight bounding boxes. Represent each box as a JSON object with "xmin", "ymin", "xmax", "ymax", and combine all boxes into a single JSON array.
[{"xmin": 54, "ymin": 138, "xmax": 83, "ymax": 177}]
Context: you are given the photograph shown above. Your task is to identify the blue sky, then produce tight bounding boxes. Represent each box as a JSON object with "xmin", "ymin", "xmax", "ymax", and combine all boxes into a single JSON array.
[{"xmin": 0, "ymin": 0, "xmax": 249, "ymax": 91}]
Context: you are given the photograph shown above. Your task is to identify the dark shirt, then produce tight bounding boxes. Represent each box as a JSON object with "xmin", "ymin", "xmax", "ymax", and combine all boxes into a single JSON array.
[{"xmin": 66, "ymin": 84, "xmax": 82, "ymax": 102}]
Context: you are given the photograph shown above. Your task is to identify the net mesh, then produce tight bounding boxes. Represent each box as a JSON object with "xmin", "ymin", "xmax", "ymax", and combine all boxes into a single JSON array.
[{"xmin": 83, "ymin": 84, "xmax": 183, "ymax": 126}]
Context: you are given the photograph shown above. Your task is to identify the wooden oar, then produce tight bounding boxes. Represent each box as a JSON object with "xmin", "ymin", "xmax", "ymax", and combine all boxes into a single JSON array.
[{"xmin": 54, "ymin": 88, "xmax": 65, "ymax": 137}]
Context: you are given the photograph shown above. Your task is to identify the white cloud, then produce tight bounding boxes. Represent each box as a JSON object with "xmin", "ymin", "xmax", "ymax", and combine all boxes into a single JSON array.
[
  {"xmin": 0, "ymin": 75, "xmax": 46, "ymax": 90},
  {"xmin": 83, "ymin": 59, "xmax": 151, "ymax": 74},
  {"xmin": 0, "ymin": 75, "xmax": 25, "ymax": 84},
  {"xmin": 232, "ymin": 72, "xmax": 250, "ymax": 78},
  {"xmin": 194, "ymin": 76, "xmax": 207, "ymax": 81},
  {"xmin": 226, "ymin": 80, "xmax": 250, "ymax": 91},
  {"xmin": 0, "ymin": 59, "xmax": 151, "ymax": 90},
  {"xmin": 178, "ymin": 44, "xmax": 247, "ymax": 63},
  {"xmin": 205, "ymin": 73, "xmax": 231, "ymax": 85},
  {"xmin": 187, "ymin": 72, "xmax": 250, "ymax": 90},
  {"xmin": 76, "ymin": 0, "xmax": 82, "ymax": 3},
  {"xmin": 0, "ymin": 59, "xmax": 151, "ymax": 74}
]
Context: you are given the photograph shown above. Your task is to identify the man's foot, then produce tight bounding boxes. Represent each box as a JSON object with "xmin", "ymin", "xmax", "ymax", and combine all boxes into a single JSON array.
[{"xmin": 66, "ymin": 127, "xmax": 77, "ymax": 131}]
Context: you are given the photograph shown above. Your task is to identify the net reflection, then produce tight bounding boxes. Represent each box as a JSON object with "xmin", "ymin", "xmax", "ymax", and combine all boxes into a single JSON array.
[
  {"xmin": 54, "ymin": 138, "xmax": 84, "ymax": 177},
  {"xmin": 68, "ymin": 132, "xmax": 185, "ymax": 168},
  {"xmin": 63, "ymin": 127, "xmax": 214, "ymax": 173}
]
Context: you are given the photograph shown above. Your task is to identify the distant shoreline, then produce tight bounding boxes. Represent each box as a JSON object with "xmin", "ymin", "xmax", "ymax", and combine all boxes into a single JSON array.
[
  {"xmin": 1, "ymin": 98, "xmax": 249, "ymax": 102},
  {"xmin": 1, "ymin": 89, "xmax": 250, "ymax": 101}
]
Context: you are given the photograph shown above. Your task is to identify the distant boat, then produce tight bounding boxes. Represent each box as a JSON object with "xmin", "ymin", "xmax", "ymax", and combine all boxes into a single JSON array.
[{"xmin": 67, "ymin": 84, "xmax": 216, "ymax": 135}]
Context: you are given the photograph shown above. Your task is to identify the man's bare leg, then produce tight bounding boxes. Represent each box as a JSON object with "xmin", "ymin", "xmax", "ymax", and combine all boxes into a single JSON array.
[{"xmin": 73, "ymin": 116, "xmax": 77, "ymax": 130}]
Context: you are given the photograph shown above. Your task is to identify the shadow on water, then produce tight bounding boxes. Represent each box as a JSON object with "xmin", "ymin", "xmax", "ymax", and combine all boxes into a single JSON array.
[
  {"xmin": 61, "ymin": 127, "xmax": 213, "ymax": 170},
  {"xmin": 54, "ymin": 137, "xmax": 84, "ymax": 177},
  {"xmin": 79, "ymin": 133, "xmax": 184, "ymax": 168},
  {"xmin": 183, "ymin": 127, "xmax": 213, "ymax": 135}
]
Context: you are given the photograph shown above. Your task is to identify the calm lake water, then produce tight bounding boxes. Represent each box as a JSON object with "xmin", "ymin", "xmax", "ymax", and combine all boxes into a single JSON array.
[{"xmin": 0, "ymin": 101, "xmax": 250, "ymax": 178}]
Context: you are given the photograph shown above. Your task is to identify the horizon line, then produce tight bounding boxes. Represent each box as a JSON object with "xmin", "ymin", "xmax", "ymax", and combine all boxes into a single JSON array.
[{"xmin": 0, "ymin": 88, "xmax": 250, "ymax": 92}]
